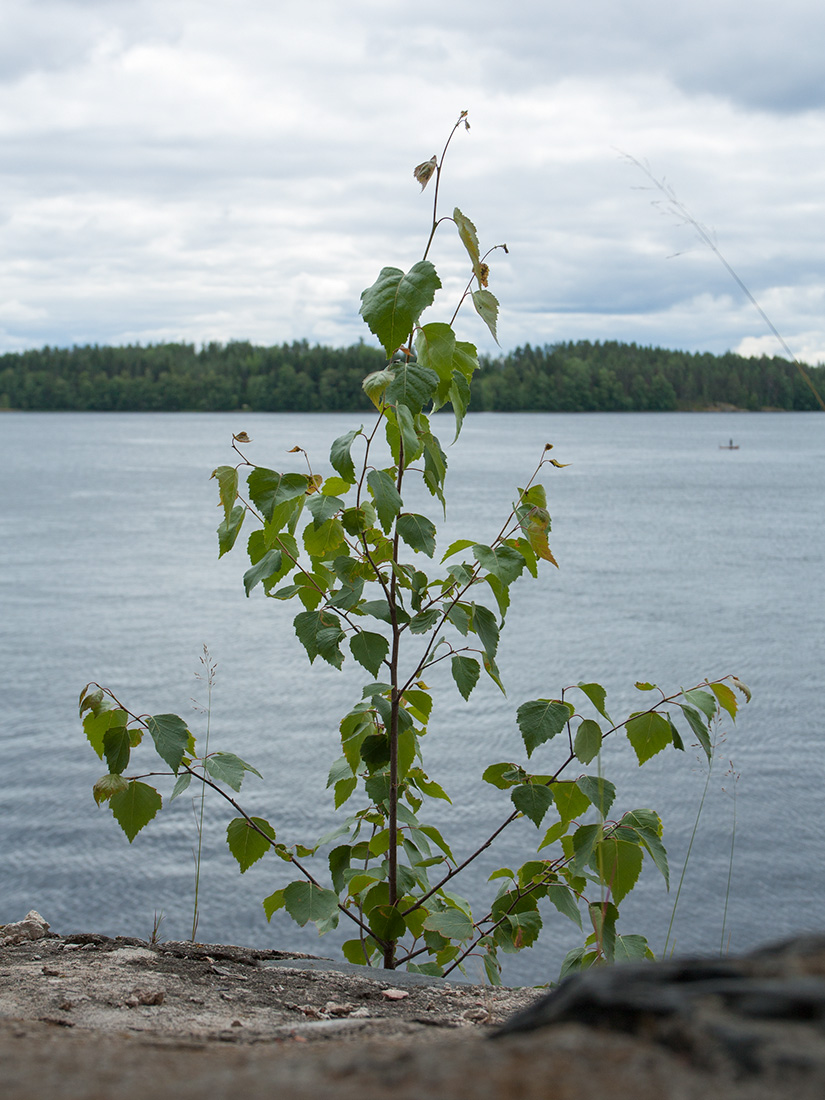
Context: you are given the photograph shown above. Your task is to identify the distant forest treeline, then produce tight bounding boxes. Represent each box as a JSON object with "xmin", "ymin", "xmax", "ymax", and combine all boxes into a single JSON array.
[{"xmin": 1, "ymin": 339, "xmax": 823, "ymax": 412}]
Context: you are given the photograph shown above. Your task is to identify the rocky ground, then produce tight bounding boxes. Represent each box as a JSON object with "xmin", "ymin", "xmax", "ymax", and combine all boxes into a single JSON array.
[{"xmin": 3, "ymin": 912, "xmax": 825, "ymax": 1099}]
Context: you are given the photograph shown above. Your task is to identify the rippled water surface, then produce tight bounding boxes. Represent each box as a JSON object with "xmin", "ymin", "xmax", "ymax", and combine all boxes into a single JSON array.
[{"xmin": 1, "ymin": 410, "xmax": 822, "ymax": 983}]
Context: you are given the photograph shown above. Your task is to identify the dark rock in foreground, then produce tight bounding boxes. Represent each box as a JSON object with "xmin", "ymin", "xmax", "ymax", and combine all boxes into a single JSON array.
[{"xmin": 494, "ymin": 934, "xmax": 825, "ymax": 1090}]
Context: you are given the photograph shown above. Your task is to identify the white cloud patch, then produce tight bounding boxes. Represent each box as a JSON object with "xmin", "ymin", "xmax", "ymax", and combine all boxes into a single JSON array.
[{"xmin": 1, "ymin": 0, "xmax": 824, "ymax": 360}]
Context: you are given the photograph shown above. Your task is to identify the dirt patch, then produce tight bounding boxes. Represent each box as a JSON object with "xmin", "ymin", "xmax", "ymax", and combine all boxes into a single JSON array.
[{"xmin": 0, "ymin": 931, "xmax": 539, "ymax": 1045}]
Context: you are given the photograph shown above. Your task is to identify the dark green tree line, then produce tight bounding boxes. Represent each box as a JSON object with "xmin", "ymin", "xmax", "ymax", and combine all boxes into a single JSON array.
[{"xmin": 1, "ymin": 338, "xmax": 822, "ymax": 412}]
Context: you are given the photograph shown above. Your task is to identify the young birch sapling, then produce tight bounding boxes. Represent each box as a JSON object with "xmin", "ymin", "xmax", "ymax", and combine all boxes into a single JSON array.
[{"xmin": 80, "ymin": 113, "xmax": 750, "ymax": 980}]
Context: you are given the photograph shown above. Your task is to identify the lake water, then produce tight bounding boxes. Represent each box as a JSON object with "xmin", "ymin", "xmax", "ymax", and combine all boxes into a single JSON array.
[{"xmin": 1, "ymin": 410, "xmax": 822, "ymax": 985}]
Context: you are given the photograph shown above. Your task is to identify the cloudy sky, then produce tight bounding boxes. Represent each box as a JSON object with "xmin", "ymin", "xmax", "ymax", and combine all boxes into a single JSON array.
[{"xmin": 2, "ymin": 0, "xmax": 825, "ymax": 361}]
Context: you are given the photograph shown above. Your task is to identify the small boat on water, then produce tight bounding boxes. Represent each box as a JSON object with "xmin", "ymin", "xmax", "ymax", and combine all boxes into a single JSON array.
[{"xmin": 719, "ymin": 439, "xmax": 740, "ymax": 450}]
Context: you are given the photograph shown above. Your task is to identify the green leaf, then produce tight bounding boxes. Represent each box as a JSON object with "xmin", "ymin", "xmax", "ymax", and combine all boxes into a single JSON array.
[
  {"xmin": 418, "ymin": 824, "xmax": 454, "ymax": 859},
  {"xmin": 327, "ymin": 844, "xmax": 352, "ymax": 894},
  {"xmin": 330, "ymin": 428, "xmax": 361, "ymax": 484},
  {"xmin": 423, "ymin": 908, "xmax": 474, "ymax": 941},
  {"xmin": 396, "ymin": 513, "xmax": 436, "ymax": 557},
  {"xmin": 169, "ymin": 772, "xmax": 191, "ymax": 801},
  {"xmin": 442, "ymin": 538, "xmax": 475, "ymax": 561},
  {"xmin": 226, "ymin": 816, "xmax": 276, "ymax": 872},
  {"xmin": 488, "ymin": 867, "xmax": 514, "ymax": 883},
  {"xmin": 625, "ymin": 815, "xmax": 669, "ymax": 889},
  {"xmin": 360, "ymin": 733, "xmax": 390, "ymax": 769},
  {"xmin": 481, "ymin": 949, "xmax": 501, "ymax": 986},
  {"xmin": 340, "ymin": 504, "xmax": 375, "ymax": 536},
  {"xmin": 570, "ymin": 822, "xmax": 601, "ymax": 873},
  {"xmin": 482, "ymin": 652, "xmax": 506, "ymax": 694},
  {"xmin": 551, "ymin": 781, "xmax": 591, "ymax": 825},
  {"xmin": 335, "ymin": 776, "xmax": 357, "ymax": 808},
  {"xmin": 451, "ymin": 655, "xmax": 480, "ymax": 701},
  {"xmin": 574, "ymin": 719, "xmax": 602, "ymax": 765},
  {"xmin": 576, "ymin": 775, "xmax": 616, "ymax": 818},
  {"xmin": 577, "ymin": 682, "xmax": 611, "ymax": 721},
  {"xmin": 110, "ymin": 781, "xmax": 162, "ymax": 842},
  {"xmin": 366, "ymin": 903, "xmax": 407, "ymax": 943},
  {"xmin": 682, "ymin": 688, "xmax": 716, "ymax": 719},
  {"xmin": 146, "ymin": 714, "xmax": 191, "ymax": 773},
  {"xmin": 410, "ymin": 772, "xmax": 451, "ymax": 803},
  {"xmin": 217, "ymin": 504, "xmax": 245, "ymax": 557},
  {"xmin": 667, "ymin": 713, "xmax": 685, "ymax": 752},
  {"xmin": 392, "ymin": 404, "xmax": 422, "ymax": 465},
  {"xmin": 283, "ymin": 881, "xmax": 340, "ymax": 928},
  {"xmin": 367, "ymin": 469, "xmax": 403, "ymax": 532},
  {"xmin": 204, "ymin": 752, "xmax": 261, "ymax": 792},
  {"xmin": 294, "ymin": 609, "xmax": 345, "ymax": 668},
  {"xmin": 589, "ymin": 900, "xmax": 618, "ymax": 962},
  {"xmin": 446, "ymin": 602, "xmax": 471, "ymax": 635},
  {"xmin": 546, "ymin": 884, "xmax": 582, "ymax": 929},
  {"xmin": 263, "ymin": 888, "xmax": 286, "ymax": 921},
  {"xmin": 79, "ymin": 684, "xmax": 106, "ymax": 718},
  {"xmin": 484, "ymin": 573, "xmax": 510, "ymax": 620},
  {"xmin": 303, "ymin": 518, "xmax": 346, "ymax": 559},
  {"xmin": 365, "ymin": 770, "xmax": 391, "ymax": 805},
  {"xmin": 421, "ymin": 429, "xmax": 448, "ymax": 504},
  {"xmin": 472, "ymin": 544, "xmax": 525, "ymax": 585},
  {"xmin": 681, "ymin": 704, "xmax": 713, "ymax": 761},
  {"xmin": 447, "ymin": 373, "xmax": 471, "ymax": 441},
  {"xmin": 102, "ymin": 726, "xmax": 131, "ymax": 776},
  {"xmin": 614, "ymin": 934, "xmax": 654, "ymax": 962},
  {"xmin": 511, "ymin": 784, "xmax": 554, "ymax": 827},
  {"xmin": 501, "ymin": 909, "xmax": 543, "ymax": 951},
  {"xmin": 622, "ymin": 808, "xmax": 663, "ymax": 835},
  {"xmin": 409, "ymin": 608, "xmax": 439, "ymax": 635},
  {"xmin": 360, "ymin": 599, "xmax": 405, "ymax": 624},
  {"xmin": 402, "ymin": 687, "xmax": 432, "ymax": 722},
  {"xmin": 559, "ymin": 946, "xmax": 594, "ymax": 980},
  {"xmin": 453, "ymin": 207, "xmax": 482, "ymax": 281},
  {"xmin": 342, "ymin": 937, "xmax": 379, "ymax": 964},
  {"xmin": 386, "ymin": 361, "xmax": 439, "ymax": 414},
  {"xmin": 359, "ymin": 261, "xmax": 441, "ymax": 357},
  {"xmin": 538, "ymin": 820, "xmax": 568, "ymax": 850},
  {"xmin": 472, "ymin": 603, "xmax": 500, "ymax": 659},
  {"xmin": 625, "ymin": 710, "xmax": 673, "ymax": 765},
  {"xmin": 362, "ymin": 367, "xmax": 395, "ymax": 409},
  {"xmin": 592, "ymin": 838, "xmax": 643, "ymax": 905},
  {"xmin": 517, "ymin": 698, "xmax": 573, "ymax": 758},
  {"xmin": 414, "ymin": 322, "xmax": 456, "ymax": 397},
  {"xmin": 211, "ymin": 464, "xmax": 239, "ymax": 523},
  {"xmin": 512, "ymin": 536, "xmax": 538, "ymax": 578},
  {"xmin": 321, "ymin": 476, "xmax": 352, "ymax": 497},
  {"xmin": 307, "ymin": 493, "xmax": 345, "ymax": 528},
  {"xmin": 481, "ymin": 762, "xmax": 523, "ymax": 790},
  {"xmin": 349, "ymin": 631, "xmax": 389, "ymax": 677},
  {"xmin": 243, "ymin": 549, "xmax": 283, "ymax": 596},
  {"xmin": 83, "ymin": 707, "xmax": 129, "ymax": 759},
  {"xmin": 247, "ymin": 468, "xmax": 308, "ymax": 522},
  {"xmin": 92, "ymin": 773, "xmax": 129, "ymax": 805},
  {"xmin": 471, "ymin": 288, "xmax": 500, "ymax": 344}
]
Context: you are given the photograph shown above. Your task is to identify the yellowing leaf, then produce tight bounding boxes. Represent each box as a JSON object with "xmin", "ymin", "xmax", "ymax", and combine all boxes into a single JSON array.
[{"xmin": 413, "ymin": 155, "xmax": 437, "ymax": 190}]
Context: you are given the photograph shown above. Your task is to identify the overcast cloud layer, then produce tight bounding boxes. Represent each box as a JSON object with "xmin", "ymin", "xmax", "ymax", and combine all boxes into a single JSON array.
[{"xmin": 2, "ymin": 0, "xmax": 825, "ymax": 360}]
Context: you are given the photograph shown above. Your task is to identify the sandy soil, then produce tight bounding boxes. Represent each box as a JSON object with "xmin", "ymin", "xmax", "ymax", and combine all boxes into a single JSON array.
[{"xmin": 0, "ymin": 930, "xmax": 538, "ymax": 1044}]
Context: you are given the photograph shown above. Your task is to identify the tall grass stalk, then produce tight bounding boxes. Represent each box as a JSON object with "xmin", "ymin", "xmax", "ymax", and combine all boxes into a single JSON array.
[
  {"xmin": 191, "ymin": 646, "xmax": 216, "ymax": 942},
  {"xmin": 720, "ymin": 763, "xmax": 740, "ymax": 955},
  {"xmin": 661, "ymin": 727, "xmax": 720, "ymax": 959},
  {"xmin": 623, "ymin": 151, "xmax": 825, "ymax": 412}
]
